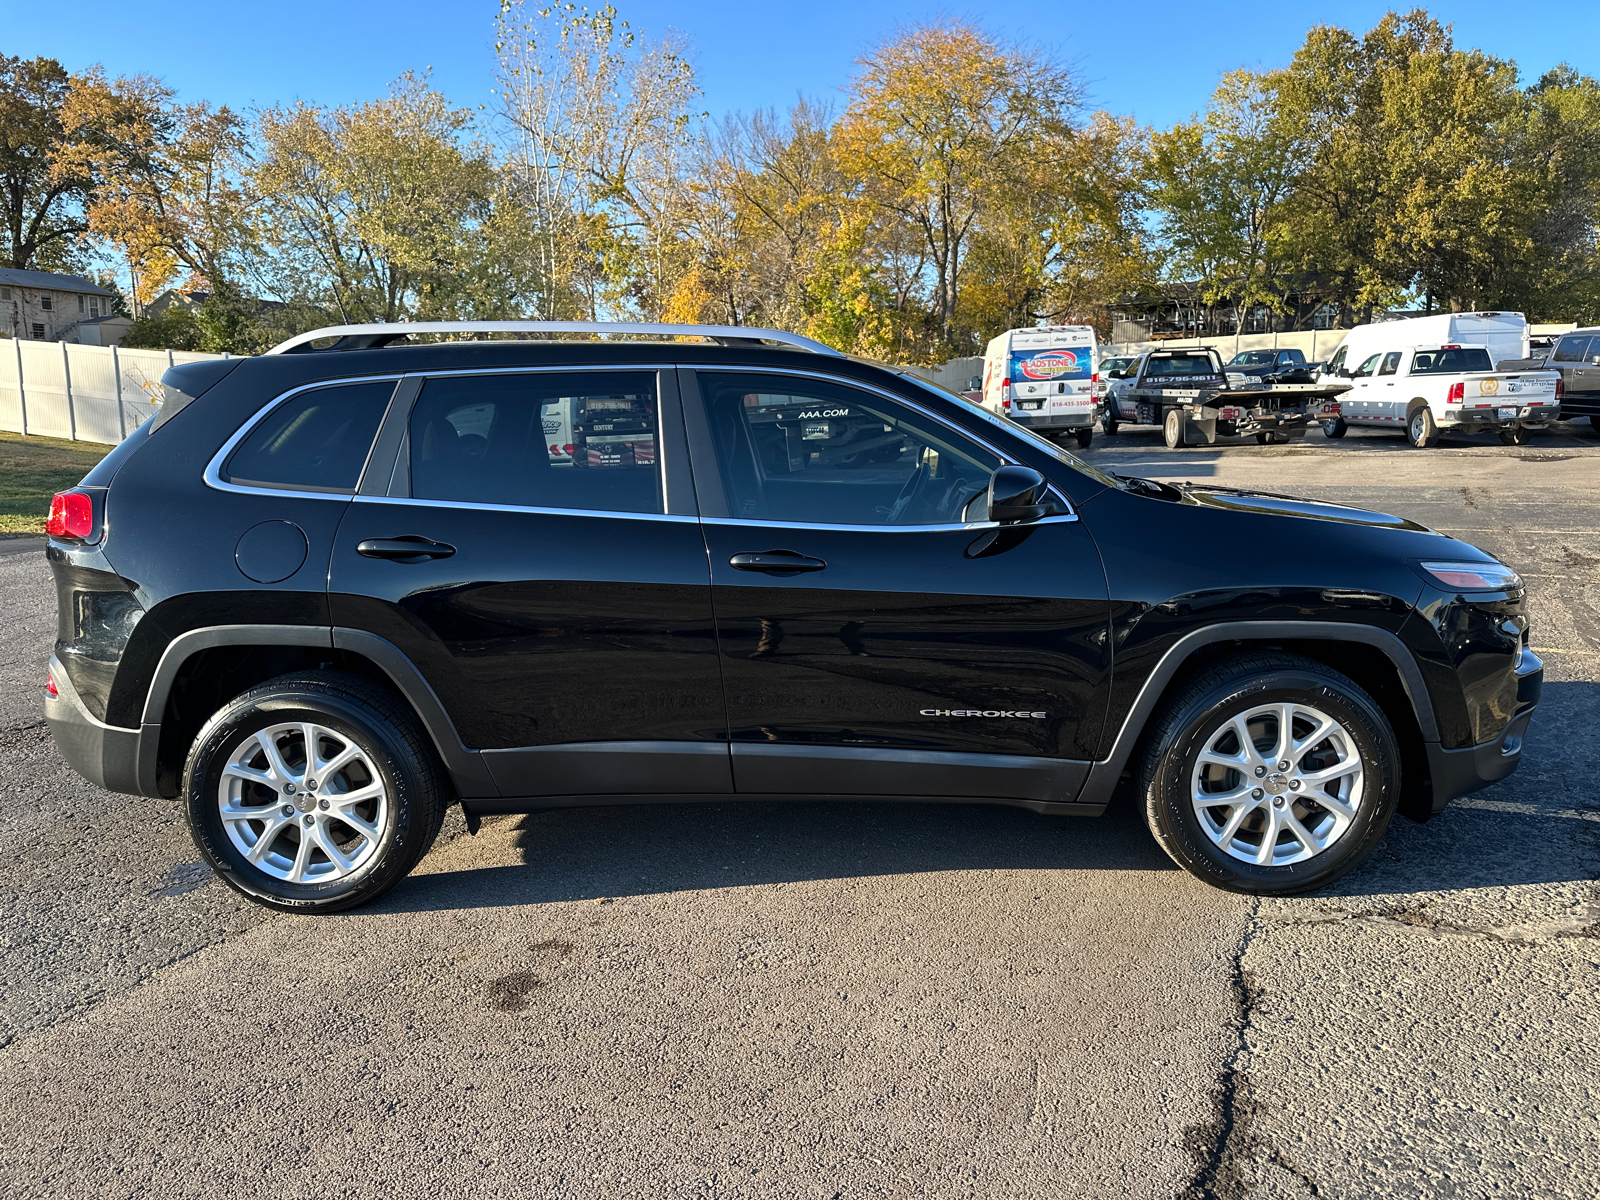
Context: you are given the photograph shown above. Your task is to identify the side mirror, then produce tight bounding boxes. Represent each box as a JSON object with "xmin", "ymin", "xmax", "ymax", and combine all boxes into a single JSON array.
[{"xmin": 988, "ymin": 465, "xmax": 1048, "ymax": 525}]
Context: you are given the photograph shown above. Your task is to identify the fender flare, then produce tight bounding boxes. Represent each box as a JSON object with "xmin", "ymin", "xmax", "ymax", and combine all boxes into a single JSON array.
[
  {"xmin": 1074, "ymin": 619, "xmax": 1437, "ymax": 807},
  {"xmin": 137, "ymin": 624, "xmax": 496, "ymax": 799}
]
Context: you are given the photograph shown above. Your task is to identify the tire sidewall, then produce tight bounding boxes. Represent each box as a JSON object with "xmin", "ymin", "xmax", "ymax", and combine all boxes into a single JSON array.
[
  {"xmin": 1149, "ymin": 669, "xmax": 1397, "ymax": 892},
  {"xmin": 186, "ymin": 689, "xmax": 424, "ymax": 912}
]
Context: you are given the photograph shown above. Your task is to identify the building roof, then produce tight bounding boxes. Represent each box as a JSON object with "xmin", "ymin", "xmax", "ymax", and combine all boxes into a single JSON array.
[{"xmin": 0, "ymin": 267, "xmax": 113, "ymax": 296}]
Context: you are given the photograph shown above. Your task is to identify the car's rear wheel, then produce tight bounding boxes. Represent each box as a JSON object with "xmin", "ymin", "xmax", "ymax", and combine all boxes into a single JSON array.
[
  {"xmin": 1322, "ymin": 417, "xmax": 1347, "ymax": 438},
  {"xmin": 1140, "ymin": 653, "xmax": 1399, "ymax": 894},
  {"xmin": 1407, "ymin": 407, "xmax": 1439, "ymax": 448},
  {"xmin": 1074, "ymin": 428, "xmax": 1093, "ymax": 449},
  {"xmin": 184, "ymin": 671, "xmax": 448, "ymax": 913},
  {"xmin": 1254, "ymin": 431, "xmax": 1288, "ymax": 445},
  {"xmin": 1499, "ymin": 425, "xmax": 1530, "ymax": 445},
  {"xmin": 1163, "ymin": 408, "xmax": 1183, "ymax": 448}
]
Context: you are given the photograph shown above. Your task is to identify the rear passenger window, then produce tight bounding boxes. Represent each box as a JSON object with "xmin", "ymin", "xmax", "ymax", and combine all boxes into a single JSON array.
[
  {"xmin": 409, "ymin": 372, "xmax": 662, "ymax": 514},
  {"xmin": 1553, "ymin": 336, "xmax": 1591, "ymax": 363},
  {"xmin": 1378, "ymin": 352, "xmax": 1402, "ymax": 376},
  {"xmin": 224, "ymin": 381, "xmax": 395, "ymax": 492}
]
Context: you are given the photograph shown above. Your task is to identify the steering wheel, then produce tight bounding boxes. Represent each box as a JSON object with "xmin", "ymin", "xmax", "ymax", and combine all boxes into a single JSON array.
[{"xmin": 886, "ymin": 459, "xmax": 930, "ymax": 524}]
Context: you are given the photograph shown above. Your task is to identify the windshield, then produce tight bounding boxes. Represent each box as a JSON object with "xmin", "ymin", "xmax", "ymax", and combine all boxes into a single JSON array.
[
  {"xmin": 1145, "ymin": 354, "xmax": 1219, "ymax": 377},
  {"xmin": 1228, "ymin": 351, "xmax": 1275, "ymax": 366},
  {"xmin": 1102, "ymin": 358, "xmax": 1132, "ymax": 372},
  {"xmin": 1410, "ymin": 347, "xmax": 1494, "ymax": 375},
  {"xmin": 896, "ymin": 372, "xmax": 1119, "ymax": 491}
]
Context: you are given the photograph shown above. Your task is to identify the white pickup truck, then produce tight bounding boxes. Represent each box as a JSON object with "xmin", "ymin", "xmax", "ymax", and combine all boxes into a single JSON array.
[{"xmin": 1320, "ymin": 344, "xmax": 1560, "ymax": 447}]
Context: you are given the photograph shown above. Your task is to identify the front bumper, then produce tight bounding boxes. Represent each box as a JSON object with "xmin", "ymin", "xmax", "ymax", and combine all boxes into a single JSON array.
[
  {"xmin": 45, "ymin": 654, "xmax": 143, "ymax": 795},
  {"xmin": 1423, "ymin": 648, "xmax": 1542, "ymax": 814}
]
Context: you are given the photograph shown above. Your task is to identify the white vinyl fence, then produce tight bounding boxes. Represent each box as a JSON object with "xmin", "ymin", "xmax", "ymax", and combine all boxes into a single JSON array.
[{"xmin": 0, "ymin": 340, "xmax": 227, "ymax": 446}]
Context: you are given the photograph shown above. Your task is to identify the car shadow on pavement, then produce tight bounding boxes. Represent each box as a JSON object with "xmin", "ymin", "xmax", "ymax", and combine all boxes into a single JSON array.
[{"xmin": 380, "ymin": 794, "xmax": 1178, "ymax": 913}]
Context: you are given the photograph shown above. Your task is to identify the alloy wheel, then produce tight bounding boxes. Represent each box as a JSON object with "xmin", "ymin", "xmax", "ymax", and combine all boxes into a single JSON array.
[
  {"xmin": 1189, "ymin": 701, "xmax": 1364, "ymax": 865},
  {"xmin": 217, "ymin": 722, "xmax": 390, "ymax": 884}
]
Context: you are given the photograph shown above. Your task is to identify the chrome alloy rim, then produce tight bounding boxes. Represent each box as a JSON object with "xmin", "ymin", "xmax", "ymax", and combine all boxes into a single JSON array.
[
  {"xmin": 1190, "ymin": 702, "xmax": 1364, "ymax": 866},
  {"xmin": 217, "ymin": 722, "xmax": 390, "ymax": 884}
]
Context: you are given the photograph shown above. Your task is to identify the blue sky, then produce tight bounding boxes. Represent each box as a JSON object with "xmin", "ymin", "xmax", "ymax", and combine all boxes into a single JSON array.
[{"xmin": 6, "ymin": 1, "xmax": 1596, "ymax": 131}]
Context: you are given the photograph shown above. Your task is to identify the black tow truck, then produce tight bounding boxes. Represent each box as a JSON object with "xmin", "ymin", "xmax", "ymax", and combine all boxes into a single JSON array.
[{"xmin": 1102, "ymin": 347, "xmax": 1349, "ymax": 448}]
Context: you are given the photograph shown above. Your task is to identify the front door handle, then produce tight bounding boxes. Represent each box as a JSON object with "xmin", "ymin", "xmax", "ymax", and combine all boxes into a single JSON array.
[
  {"xmin": 729, "ymin": 550, "xmax": 826, "ymax": 575},
  {"xmin": 356, "ymin": 536, "xmax": 456, "ymax": 562}
]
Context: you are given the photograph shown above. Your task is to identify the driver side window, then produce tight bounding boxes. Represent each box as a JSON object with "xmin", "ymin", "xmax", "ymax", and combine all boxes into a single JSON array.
[{"xmin": 696, "ymin": 371, "xmax": 1001, "ymax": 526}]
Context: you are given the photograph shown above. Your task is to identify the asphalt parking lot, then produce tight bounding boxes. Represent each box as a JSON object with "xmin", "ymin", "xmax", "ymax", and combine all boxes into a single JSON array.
[{"xmin": 0, "ymin": 421, "xmax": 1596, "ymax": 1199}]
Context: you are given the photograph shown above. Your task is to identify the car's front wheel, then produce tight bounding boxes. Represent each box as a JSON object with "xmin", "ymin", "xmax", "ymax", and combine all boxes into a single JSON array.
[
  {"xmin": 1140, "ymin": 653, "xmax": 1399, "ymax": 894},
  {"xmin": 1322, "ymin": 417, "xmax": 1347, "ymax": 438},
  {"xmin": 184, "ymin": 671, "xmax": 448, "ymax": 913}
]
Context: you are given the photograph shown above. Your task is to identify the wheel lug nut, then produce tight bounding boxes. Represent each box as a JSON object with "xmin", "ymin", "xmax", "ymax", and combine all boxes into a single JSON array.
[
  {"xmin": 283, "ymin": 783, "xmax": 295, "ymax": 794},
  {"xmin": 1289, "ymin": 780, "xmax": 1302, "ymax": 791},
  {"xmin": 281, "ymin": 805, "xmax": 294, "ymax": 817},
  {"xmin": 1272, "ymin": 796, "xmax": 1285, "ymax": 807},
  {"xmin": 1277, "ymin": 760, "xmax": 1290, "ymax": 771},
  {"xmin": 1254, "ymin": 766, "xmax": 1266, "ymax": 777},
  {"xmin": 318, "ymin": 799, "xmax": 329, "ymax": 810},
  {"xmin": 1251, "ymin": 788, "xmax": 1263, "ymax": 800},
  {"xmin": 306, "ymin": 779, "xmax": 318, "ymax": 791},
  {"xmin": 302, "ymin": 815, "xmax": 314, "ymax": 827}
]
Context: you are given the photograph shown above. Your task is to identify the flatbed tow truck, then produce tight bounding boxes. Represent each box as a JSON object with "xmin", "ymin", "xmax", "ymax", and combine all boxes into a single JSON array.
[{"xmin": 1103, "ymin": 347, "xmax": 1350, "ymax": 448}]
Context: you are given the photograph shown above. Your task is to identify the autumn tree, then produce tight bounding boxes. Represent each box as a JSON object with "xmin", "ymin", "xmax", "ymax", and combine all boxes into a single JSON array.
[
  {"xmin": 837, "ymin": 22, "xmax": 1082, "ymax": 353},
  {"xmin": 57, "ymin": 69, "xmax": 253, "ymax": 309},
  {"xmin": 0, "ymin": 55, "xmax": 96, "ymax": 272},
  {"xmin": 494, "ymin": 1, "xmax": 701, "ymax": 321},
  {"xmin": 253, "ymin": 74, "xmax": 498, "ymax": 323}
]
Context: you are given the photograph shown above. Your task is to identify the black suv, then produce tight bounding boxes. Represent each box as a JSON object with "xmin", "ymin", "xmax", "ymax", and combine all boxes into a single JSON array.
[{"xmin": 43, "ymin": 322, "xmax": 1542, "ymax": 912}]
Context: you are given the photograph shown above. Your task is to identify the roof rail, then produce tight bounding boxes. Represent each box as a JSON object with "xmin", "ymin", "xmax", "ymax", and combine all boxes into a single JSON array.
[{"xmin": 264, "ymin": 320, "xmax": 842, "ymax": 357}]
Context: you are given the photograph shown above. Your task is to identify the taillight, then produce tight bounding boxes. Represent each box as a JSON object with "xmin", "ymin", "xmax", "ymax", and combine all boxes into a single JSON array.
[
  {"xmin": 1090, "ymin": 372, "xmax": 1099, "ymax": 383},
  {"xmin": 46, "ymin": 671, "xmax": 58, "ymax": 699},
  {"xmin": 1556, "ymin": 378, "xmax": 1564, "ymax": 398},
  {"xmin": 1446, "ymin": 382, "xmax": 1464, "ymax": 404},
  {"xmin": 46, "ymin": 491, "xmax": 94, "ymax": 540}
]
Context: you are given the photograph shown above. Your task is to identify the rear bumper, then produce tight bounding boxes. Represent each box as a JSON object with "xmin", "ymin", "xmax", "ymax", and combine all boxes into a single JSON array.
[
  {"xmin": 1009, "ymin": 411, "xmax": 1094, "ymax": 429},
  {"xmin": 45, "ymin": 654, "xmax": 143, "ymax": 795},
  {"xmin": 1424, "ymin": 649, "xmax": 1542, "ymax": 814},
  {"xmin": 1443, "ymin": 403, "xmax": 1559, "ymax": 426}
]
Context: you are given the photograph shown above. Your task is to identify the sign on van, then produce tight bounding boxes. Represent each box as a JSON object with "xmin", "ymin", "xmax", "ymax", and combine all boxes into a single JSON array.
[{"xmin": 1010, "ymin": 348, "xmax": 1090, "ymax": 381}]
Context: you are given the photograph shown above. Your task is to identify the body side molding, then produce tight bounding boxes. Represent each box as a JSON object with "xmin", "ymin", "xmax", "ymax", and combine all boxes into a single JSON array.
[{"xmin": 1077, "ymin": 618, "xmax": 1439, "ymax": 808}]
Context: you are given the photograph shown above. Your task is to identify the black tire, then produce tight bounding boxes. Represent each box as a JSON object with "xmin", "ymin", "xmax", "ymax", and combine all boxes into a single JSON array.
[
  {"xmin": 1407, "ymin": 406, "xmax": 1438, "ymax": 448},
  {"xmin": 1102, "ymin": 411, "xmax": 1119, "ymax": 436},
  {"xmin": 1074, "ymin": 428, "xmax": 1093, "ymax": 450},
  {"xmin": 1139, "ymin": 653, "xmax": 1400, "ymax": 895},
  {"xmin": 1217, "ymin": 419, "xmax": 1238, "ymax": 438},
  {"xmin": 1163, "ymin": 408, "xmax": 1183, "ymax": 449},
  {"xmin": 1499, "ymin": 425, "xmax": 1530, "ymax": 445},
  {"xmin": 184, "ymin": 671, "xmax": 449, "ymax": 914},
  {"xmin": 1322, "ymin": 417, "xmax": 1347, "ymax": 439}
]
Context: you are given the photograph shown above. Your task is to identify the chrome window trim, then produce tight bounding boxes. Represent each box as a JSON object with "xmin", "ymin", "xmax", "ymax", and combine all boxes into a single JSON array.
[
  {"xmin": 204, "ymin": 366, "xmax": 677, "ymax": 517},
  {"xmin": 203, "ymin": 374, "xmax": 404, "ymax": 502},
  {"xmin": 687, "ymin": 364, "xmax": 1077, "ymax": 527},
  {"xmin": 700, "ymin": 513, "xmax": 1078, "ymax": 534},
  {"xmin": 348, "ymin": 493, "xmax": 700, "ymax": 524}
]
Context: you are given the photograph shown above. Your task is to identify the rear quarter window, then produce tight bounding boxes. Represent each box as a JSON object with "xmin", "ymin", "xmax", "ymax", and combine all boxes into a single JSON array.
[{"xmin": 223, "ymin": 380, "xmax": 396, "ymax": 493}]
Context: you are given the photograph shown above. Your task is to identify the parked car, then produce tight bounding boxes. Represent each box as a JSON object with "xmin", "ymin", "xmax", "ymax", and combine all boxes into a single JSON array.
[
  {"xmin": 1093, "ymin": 355, "xmax": 1135, "ymax": 401},
  {"xmin": 1495, "ymin": 327, "xmax": 1600, "ymax": 429},
  {"xmin": 1320, "ymin": 312, "xmax": 1531, "ymax": 384},
  {"xmin": 44, "ymin": 321, "xmax": 1541, "ymax": 911},
  {"xmin": 979, "ymin": 325, "xmax": 1099, "ymax": 448},
  {"xmin": 1321, "ymin": 343, "xmax": 1560, "ymax": 446},
  {"xmin": 1224, "ymin": 348, "xmax": 1307, "ymax": 381},
  {"xmin": 1103, "ymin": 347, "xmax": 1345, "ymax": 447}
]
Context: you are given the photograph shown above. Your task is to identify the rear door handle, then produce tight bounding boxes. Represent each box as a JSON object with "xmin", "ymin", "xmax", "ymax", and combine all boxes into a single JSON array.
[
  {"xmin": 356, "ymin": 536, "xmax": 456, "ymax": 562},
  {"xmin": 729, "ymin": 550, "xmax": 826, "ymax": 575}
]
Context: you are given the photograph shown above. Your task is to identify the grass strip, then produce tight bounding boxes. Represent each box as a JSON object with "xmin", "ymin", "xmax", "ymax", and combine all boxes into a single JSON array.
[{"xmin": 0, "ymin": 431, "xmax": 113, "ymax": 534}]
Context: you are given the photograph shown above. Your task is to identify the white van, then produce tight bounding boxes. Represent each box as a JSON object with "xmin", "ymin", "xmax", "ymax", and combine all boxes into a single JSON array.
[
  {"xmin": 1320, "ymin": 312, "xmax": 1531, "ymax": 381},
  {"xmin": 980, "ymin": 325, "xmax": 1099, "ymax": 448}
]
